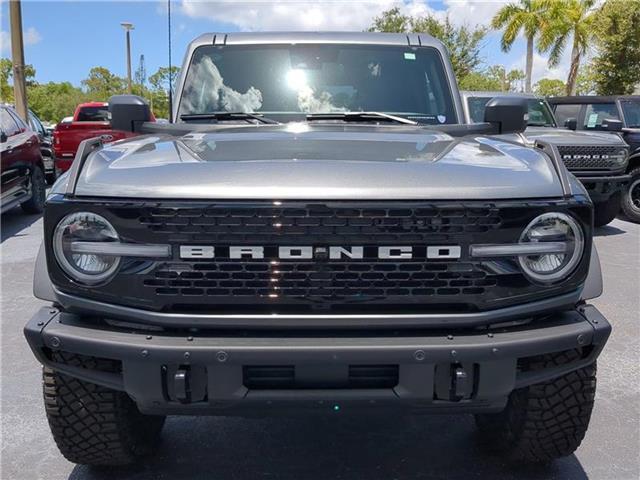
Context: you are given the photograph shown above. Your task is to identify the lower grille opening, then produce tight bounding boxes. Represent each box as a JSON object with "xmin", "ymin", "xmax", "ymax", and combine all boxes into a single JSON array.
[
  {"xmin": 516, "ymin": 347, "xmax": 591, "ymax": 373},
  {"xmin": 45, "ymin": 349, "xmax": 123, "ymax": 374},
  {"xmin": 243, "ymin": 364, "xmax": 399, "ymax": 390}
]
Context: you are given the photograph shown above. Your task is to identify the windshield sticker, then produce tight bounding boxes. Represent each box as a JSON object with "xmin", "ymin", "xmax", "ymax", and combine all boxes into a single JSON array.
[
  {"xmin": 437, "ymin": 115, "xmax": 446, "ymax": 123},
  {"xmin": 587, "ymin": 113, "xmax": 598, "ymax": 128},
  {"xmin": 404, "ymin": 52, "xmax": 416, "ymax": 60}
]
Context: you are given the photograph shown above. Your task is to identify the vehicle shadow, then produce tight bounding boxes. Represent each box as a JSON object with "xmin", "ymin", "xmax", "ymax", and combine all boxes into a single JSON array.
[
  {"xmin": 594, "ymin": 223, "xmax": 626, "ymax": 237},
  {"xmin": 1, "ymin": 208, "xmax": 42, "ymax": 243},
  {"xmin": 67, "ymin": 415, "xmax": 588, "ymax": 480}
]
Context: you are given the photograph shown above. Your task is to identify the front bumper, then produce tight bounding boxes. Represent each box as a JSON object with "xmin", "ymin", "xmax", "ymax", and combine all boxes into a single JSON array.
[
  {"xmin": 24, "ymin": 305, "xmax": 611, "ymax": 416},
  {"xmin": 574, "ymin": 173, "xmax": 631, "ymax": 203}
]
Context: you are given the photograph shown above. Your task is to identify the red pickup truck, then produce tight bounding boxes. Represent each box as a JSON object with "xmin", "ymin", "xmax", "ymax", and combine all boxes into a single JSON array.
[{"xmin": 53, "ymin": 102, "xmax": 136, "ymax": 173}]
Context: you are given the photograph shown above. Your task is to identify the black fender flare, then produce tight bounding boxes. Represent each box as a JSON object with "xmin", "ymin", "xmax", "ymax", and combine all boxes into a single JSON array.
[
  {"xmin": 33, "ymin": 243, "xmax": 55, "ymax": 302},
  {"xmin": 581, "ymin": 244, "xmax": 603, "ymax": 301}
]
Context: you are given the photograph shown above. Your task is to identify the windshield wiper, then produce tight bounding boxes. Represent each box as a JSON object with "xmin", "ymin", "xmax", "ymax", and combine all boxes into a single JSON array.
[
  {"xmin": 180, "ymin": 112, "xmax": 280, "ymax": 124},
  {"xmin": 306, "ymin": 111, "xmax": 418, "ymax": 125}
]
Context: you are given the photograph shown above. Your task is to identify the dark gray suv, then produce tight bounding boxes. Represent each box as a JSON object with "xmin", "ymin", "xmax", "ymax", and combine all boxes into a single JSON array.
[
  {"xmin": 25, "ymin": 32, "xmax": 610, "ymax": 466},
  {"xmin": 461, "ymin": 91, "xmax": 630, "ymax": 226}
]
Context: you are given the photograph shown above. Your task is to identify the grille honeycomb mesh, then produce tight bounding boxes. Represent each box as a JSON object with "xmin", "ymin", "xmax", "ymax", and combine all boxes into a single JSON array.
[{"xmin": 557, "ymin": 145, "xmax": 623, "ymax": 170}]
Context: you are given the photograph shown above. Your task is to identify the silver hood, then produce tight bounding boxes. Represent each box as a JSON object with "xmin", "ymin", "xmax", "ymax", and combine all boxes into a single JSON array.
[{"xmin": 70, "ymin": 124, "xmax": 564, "ymax": 200}]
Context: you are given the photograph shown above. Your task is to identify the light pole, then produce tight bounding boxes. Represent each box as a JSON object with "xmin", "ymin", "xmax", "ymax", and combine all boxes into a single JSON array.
[
  {"xmin": 121, "ymin": 22, "xmax": 134, "ymax": 94},
  {"xmin": 10, "ymin": 0, "xmax": 28, "ymax": 122}
]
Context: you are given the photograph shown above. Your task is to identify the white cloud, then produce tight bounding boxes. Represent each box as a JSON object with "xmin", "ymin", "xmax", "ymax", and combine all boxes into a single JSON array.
[
  {"xmin": 441, "ymin": 0, "xmax": 504, "ymax": 28},
  {"xmin": 24, "ymin": 27, "xmax": 42, "ymax": 46},
  {"xmin": 0, "ymin": 31, "xmax": 10, "ymax": 54},
  {"xmin": 0, "ymin": 27, "xmax": 41, "ymax": 54},
  {"xmin": 507, "ymin": 51, "xmax": 570, "ymax": 86},
  {"xmin": 180, "ymin": 0, "xmax": 436, "ymax": 32}
]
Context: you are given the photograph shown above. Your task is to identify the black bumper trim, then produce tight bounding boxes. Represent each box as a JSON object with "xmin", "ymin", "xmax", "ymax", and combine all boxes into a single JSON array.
[{"xmin": 24, "ymin": 304, "xmax": 611, "ymax": 415}]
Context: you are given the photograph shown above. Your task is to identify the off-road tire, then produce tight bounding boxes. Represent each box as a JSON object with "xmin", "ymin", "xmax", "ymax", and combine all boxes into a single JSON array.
[
  {"xmin": 593, "ymin": 192, "xmax": 621, "ymax": 227},
  {"xmin": 621, "ymin": 166, "xmax": 640, "ymax": 223},
  {"xmin": 475, "ymin": 349, "xmax": 596, "ymax": 463},
  {"xmin": 43, "ymin": 367, "xmax": 165, "ymax": 466},
  {"xmin": 21, "ymin": 166, "xmax": 46, "ymax": 214}
]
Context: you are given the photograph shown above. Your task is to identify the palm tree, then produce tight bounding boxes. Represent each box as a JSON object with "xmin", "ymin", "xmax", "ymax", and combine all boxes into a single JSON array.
[
  {"xmin": 538, "ymin": 0, "xmax": 597, "ymax": 95},
  {"xmin": 491, "ymin": 0, "xmax": 554, "ymax": 93}
]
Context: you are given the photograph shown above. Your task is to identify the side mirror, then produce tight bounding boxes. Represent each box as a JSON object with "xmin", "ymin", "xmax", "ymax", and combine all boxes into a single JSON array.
[
  {"xmin": 109, "ymin": 95, "xmax": 151, "ymax": 133},
  {"xmin": 484, "ymin": 97, "xmax": 528, "ymax": 134},
  {"xmin": 602, "ymin": 118, "xmax": 623, "ymax": 132},
  {"xmin": 0, "ymin": 131, "xmax": 7, "ymax": 143},
  {"xmin": 564, "ymin": 118, "xmax": 577, "ymax": 130}
]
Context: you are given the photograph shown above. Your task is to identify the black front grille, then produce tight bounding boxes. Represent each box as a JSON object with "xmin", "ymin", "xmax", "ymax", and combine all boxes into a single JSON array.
[
  {"xmin": 144, "ymin": 260, "xmax": 494, "ymax": 300},
  {"xmin": 139, "ymin": 205, "xmax": 502, "ymax": 243},
  {"xmin": 134, "ymin": 203, "xmax": 507, "ymax": 311},
  {"xmin": 45, "ymin": 199, "xmax": 593, "ymax": 315},
  {"xmin": 557, "ymin": 145, "xmax": 623, "ymax": 170}
]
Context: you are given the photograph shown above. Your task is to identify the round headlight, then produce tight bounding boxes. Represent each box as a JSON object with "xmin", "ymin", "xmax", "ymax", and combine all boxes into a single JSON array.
[
  {"xmin": 53, "ymin": 212, "xmax": 120, "ymax": 284},
  {"xmin": 612, "ymin": 148, "xmax": 629, "ymax": 167},
  {"xmin": 518, "ymin": 212, "xmax": 584, "ymax": 283}
]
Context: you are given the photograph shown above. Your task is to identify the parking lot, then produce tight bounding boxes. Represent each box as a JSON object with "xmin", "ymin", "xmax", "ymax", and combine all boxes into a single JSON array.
[{"xmin": 1, "ymin": 209, "xmax": 638, "ymax": 480}]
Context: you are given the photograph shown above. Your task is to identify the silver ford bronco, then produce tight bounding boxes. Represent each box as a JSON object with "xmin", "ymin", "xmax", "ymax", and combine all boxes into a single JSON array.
[{"xmin": 25, "ymin": 32, "xmax": 610, "ymax": 466}]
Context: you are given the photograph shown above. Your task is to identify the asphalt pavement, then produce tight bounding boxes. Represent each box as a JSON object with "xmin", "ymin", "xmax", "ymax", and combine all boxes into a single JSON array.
[{"xmin": 1, "ymin": 208, "xmax": 638, "ymax": 480}]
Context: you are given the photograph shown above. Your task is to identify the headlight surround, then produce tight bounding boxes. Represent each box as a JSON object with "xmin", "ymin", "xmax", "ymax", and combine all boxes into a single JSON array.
[
  {"xmin": 53, "ymin": 212, "xmax": 121, "ymax": 285},
  {"xmin": 518, "ymin": 212, "xmax": 584, "ymax": 283}
]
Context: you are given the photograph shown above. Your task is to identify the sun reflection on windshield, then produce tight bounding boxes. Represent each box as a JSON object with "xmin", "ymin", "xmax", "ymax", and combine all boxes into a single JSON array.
[{"xmin": 286, "ymin": 69, "xmax": 308, "ymax": 91}]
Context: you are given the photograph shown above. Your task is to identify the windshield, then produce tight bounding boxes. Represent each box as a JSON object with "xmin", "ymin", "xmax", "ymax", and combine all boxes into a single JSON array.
[
  {"xmin": 77, "ymin": 106, "xmax": 109, "ymax": 122},
  {"xmin": 467, "ymin": 97, "xmax": 556, "ymax": 127},
  {"xmin": 621, "ymin": 100, "xmax": 640, "ymax": 128},
  {"xmin": 178, "ymin": 44, "xmax": 457, "ymax": 124}
]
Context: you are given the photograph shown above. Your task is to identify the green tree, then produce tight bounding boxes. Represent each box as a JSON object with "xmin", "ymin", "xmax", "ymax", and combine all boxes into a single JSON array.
[
  {"xmin": 148, "ymin": 66, "xmax": 180, "ymax": 119},
  {"xmin": 81, "ymin": 67, "xmax": 126, "ymax": 100},
  {"xmin": 533, "ymin": 78, "xmax": 566, "ymax": 96},
  {"xmin": 458, "ymin": 71, "xmax": 503, "ymax": 91},
  {"xmin": 484, "ymin": 66, "xmax": 526, "ymax": 92},
  {"xmin": 575, "ymin": 63, "xmax": 598, "ymax": 95},
  {"xmin": 591, "ymin": 0, "xmax": 640, "ymax": 95},
  {"xmin": 537, "ymin": 0, "xmax": 597, "ymax": 95},
  {"xmin": 368, "ymin": 7, "xmax": 411, "ymax": 33},
  {"xmin": 1, "ymin": 57, "xmax": 36, "ymax": 102},
  {"xmin": 456, "ymin": 66, "xmax": 525, "ymax": 92},
  {"xmin": 28, "ymin": 82, "xmax": 88, "ymax": 123},
  {"xmin": 368, "ymin": 9, "xmax": 487, "ymax": 80},
  {"xmin": 491, "ymin": 0, "xmax": 554, "ymax": 93}
]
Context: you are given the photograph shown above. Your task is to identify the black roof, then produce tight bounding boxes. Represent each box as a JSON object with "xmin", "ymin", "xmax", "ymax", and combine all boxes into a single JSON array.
[{"xmin": 548, "ymin": 95, "xmax": 640, "ymax": 104}]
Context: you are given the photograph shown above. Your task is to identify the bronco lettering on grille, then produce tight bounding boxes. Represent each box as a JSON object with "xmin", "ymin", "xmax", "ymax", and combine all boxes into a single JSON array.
[{"xmin": 178, "ymin": 245, "xmax": 462, "ymax": 260}]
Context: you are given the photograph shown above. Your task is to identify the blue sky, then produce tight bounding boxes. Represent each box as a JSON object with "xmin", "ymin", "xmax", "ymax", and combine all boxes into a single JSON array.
[{"xmin": 0, "ymin": 1, "xmax": 568, "ymax": 88}]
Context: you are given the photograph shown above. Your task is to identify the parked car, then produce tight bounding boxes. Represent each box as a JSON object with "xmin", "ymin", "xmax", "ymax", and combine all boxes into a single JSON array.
[
  {"xmin": 52, "ymin": 102, "xmax": 136, "ymax": 174},
  {"xmin": 0, "ymin": 105, "xmax": 46, "ymax": 214},
  {"xmin": 25, "ymin": 32, "xmax": 610, "ymax": 466},
  {"xmin": 26, "ymin": 110, "xmax": 57, "ymax": 185},
  {"xmin": 548, "ymin": 95, "xmax": 640, "ymax": 223},
  {"xmin": 460, "ymin": 91, "xmax": 630, "ymax": 226}
]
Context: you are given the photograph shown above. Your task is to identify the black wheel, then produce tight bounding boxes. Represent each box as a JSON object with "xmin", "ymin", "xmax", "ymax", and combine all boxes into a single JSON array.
[
  {"xmin": 475, "ymin": 349, "xmax": 596, "ymax": 463},
  {"xmin": 593, "ymin": 192, "xmax": 621, "ymax": 227},
  {"xmin": 621, "ymin": 166, "xmax": 640, "ymax": 223},
  {"xmin": 43, "ymin": 367, "xmax": 165, "ymax": 466},
  {"xmin": 21, "ymin": 166, "xmax": 46, "ymax": 214}
]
